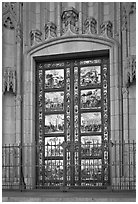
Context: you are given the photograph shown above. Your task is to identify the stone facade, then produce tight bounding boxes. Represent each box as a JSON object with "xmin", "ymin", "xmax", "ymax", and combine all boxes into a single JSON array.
[{"xmin": 2, "ymin": 2, "xmax": 136, "ymax": 189}]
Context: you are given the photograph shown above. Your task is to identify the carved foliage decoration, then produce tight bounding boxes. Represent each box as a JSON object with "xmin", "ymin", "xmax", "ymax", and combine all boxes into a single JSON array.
[
  {"xmin": 30, "ymin": 30, "xmax": 42, "ymax": 46},
  {"xmin": 84, "ymin": 17, "xmax": 97, "ymax": 34},
  {"xmin": 61, "ymin": 7, "xmax": 79, "ymax": 35},
  {"xmin": 45, "ymin": 22, "xmax": 57, "ymax": 40},
  {"xmin": 122, "ymin": 6, "xmax": 127, "ymax": 31},
  {"xmin": 126, "ymin": 55, "xmax": 136, "ymax": 87},
  {"xmin": 2, "ymin": 2, "xmax": 17, "ymax": 29},
  {"xmin": 125, "ymin": 2, "xmax": 136, "ymax": 15},
  {"xmin": 30, "ymin": 6, "xmax": 116, "ymax": 46},
  {"xmin": 3, "ymin": 68, "xmax": 16, "ymax": 94},
  {"xmin": 129, "ymin": 2, "xmax": 136, "ymax": 14},
  {"xmin": 3, "ymin": 15, "xmax": 15, "ymax": 29},
  {"xmin": 16, "ymin": 22, "xmax": 22, "ymax": 42},
  {"xmin": 122, "ymin": 2, "xmax": 136, "ymax": 31},
  {"xmin": 100, "ymin": 21, "xmax": 113, "ymax": 38}
]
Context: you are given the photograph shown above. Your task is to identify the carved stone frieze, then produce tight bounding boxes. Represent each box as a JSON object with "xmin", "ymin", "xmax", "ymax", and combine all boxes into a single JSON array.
[
  {"xmin": 30, "ymin": 30, "xmax": 42, "ymax": 46},
  {"xmin": 126, "ymin": 55, "xmax": 136, "ymax": 87},
  {"xmin": 3, "ymin": 68, "xmax": 16, "ymax": 94},
  {"xmin": 45, "ymin": 22, "xmax": 57, "ymax": 40},
  {"xmin": 61, "ymin": 7, "xmax": 79, "ymax": 36},
  {"xmin": 100, "ymin": 21, "xmax": 113, "ymax": 38},
  {"xmin": 84, "ymin": 17, "xmax": 97, "ymax": 34}
]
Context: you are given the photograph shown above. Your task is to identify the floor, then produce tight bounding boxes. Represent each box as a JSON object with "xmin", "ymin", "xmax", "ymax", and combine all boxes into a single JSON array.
[{"xmin": 2, "ymin": 189, "xmax": 136, "ymax": 202}]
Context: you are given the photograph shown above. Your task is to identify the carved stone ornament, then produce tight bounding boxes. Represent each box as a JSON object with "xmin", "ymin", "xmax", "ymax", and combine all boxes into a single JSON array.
[
  {"xmin": 30, "ymin": 30, "xmax": 42, "ymax": 46},
  {"xmin": 126, "ymin": 55, "xmax": 136, "ymax": 87},
  {"xmin": 16, "ymin": 23, "xmax": 22, "ymax": 43},
  {"xmin": 3, "ymin": 13, "xmax": 15, "ymax": 29},
  {"xmin": 84, "ymin": 17, "xmax": 97, "ymax": 34},
  {"xmin": 124, "ymin": 2, "xmax": 136, "ymax": 15},
  {"xmin": 3, "ymin": 68, "xmax": 16, "ymax": 94},
  {"xmin": 122, "ymin": 6, "xmax": 127, "ymax": 31},
  {"xmin": 129, "ymin": 2, "xmax": 136, "ymax": 14},
  {"xmin": 2, "ymin": 2, "xmax": 17, "ymax": 29},
  {"xmin": 122, "ymin": 2, "xmax": 136, "ymax": 31},
  {"xmin": 45, "ymin": 22, "xmax": 57, "ymax": 40},
  {"xmin": 61, "ymin": 7, "xmax": 79, "ymax": 36},
  {"xmin": 100, "ymin": 21, "xmax": 113, "ymax": 38},
  {"xmin": 15, "ymin": 94, "xmax": 22, "ymax": 103}
]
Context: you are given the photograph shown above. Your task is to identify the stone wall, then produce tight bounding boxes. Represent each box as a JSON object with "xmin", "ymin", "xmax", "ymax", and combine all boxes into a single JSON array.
[{"xmin": 2, "ymin": 2, "xmax": 136, "ymax": 145}]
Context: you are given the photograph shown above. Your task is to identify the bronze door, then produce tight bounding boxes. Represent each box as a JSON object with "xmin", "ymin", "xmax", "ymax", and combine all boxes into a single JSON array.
[{"xmin": 36, "ymin": 54, "xmax": 110, "ymax": 188}]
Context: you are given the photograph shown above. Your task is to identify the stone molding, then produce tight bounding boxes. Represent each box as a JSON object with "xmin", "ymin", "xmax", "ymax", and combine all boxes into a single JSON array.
[
  {"xmin": 45, "ymin": 22, "xmax": 57, "ymax": 40},
  {"xmin": 3, "ymin": 67, "xmax": 16, "ymax": 94},
  {"xmin": 100, "ymin": 21, "xmax": 113, "ymax": 38},
  {"xmin": 61, "ymin": 7, "xmax": 79, "ymax": 35},
  {"xmin": 27, "ymin": 34, "xmax": 119, "ymax": 56},
  {"xmin": 30, "ymin": 30, "xmax": 42, "ymax": 46},
  {"xmin": 84, "ymin": 17, "xmax": 97, "ymax": 34}
]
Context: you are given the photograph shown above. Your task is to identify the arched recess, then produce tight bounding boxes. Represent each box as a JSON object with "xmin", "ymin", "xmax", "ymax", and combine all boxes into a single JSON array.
[{"xmin": 22, "ymin": 35, "xmax": 121, "ymax": 188}]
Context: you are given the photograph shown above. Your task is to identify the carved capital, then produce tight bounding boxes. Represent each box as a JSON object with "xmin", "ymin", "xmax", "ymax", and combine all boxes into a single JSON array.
[
  {"xmin": 3, "ymin": 67, "xmax": 16, "ymax": 94},
  {"xmin": 61, "ymin": 7, "xmax": 79, "ymax": 36},
  {"xmin": 84, "ymin": 17, "xmax": 97, "ymax": 34},
  {"xmin": 45, "ymin": 22, "xmax": 57, "ymax": 40},
  {"xmin": 100, "ymin": 21, "xmax": 113, "ymax": 38},
  {"xmin": 30, "ymin": 30, "xmax": 42, "ymax": 46}
]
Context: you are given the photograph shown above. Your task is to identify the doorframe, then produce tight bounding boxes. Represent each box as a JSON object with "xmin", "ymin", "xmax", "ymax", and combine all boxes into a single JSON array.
[
  {"xmin": 23, "ymin": 36, "xmax": 121, "ymax": 189},
  {"xmin": 35, "ymin": 52, "xmax": 110, "ymax": 188}
]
